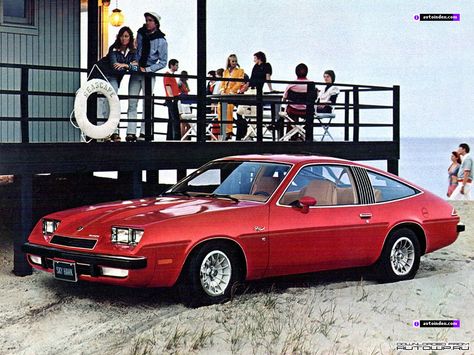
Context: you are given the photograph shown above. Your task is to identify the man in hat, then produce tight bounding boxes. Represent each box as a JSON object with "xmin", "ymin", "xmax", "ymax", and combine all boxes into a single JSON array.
[{"xmin": 126, "ymin": 11, "xmax": 168, "ymax": 141}]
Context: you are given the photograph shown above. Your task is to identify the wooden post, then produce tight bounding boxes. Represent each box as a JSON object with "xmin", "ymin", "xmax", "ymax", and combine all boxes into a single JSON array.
[
  {"xmin": 389, "ymin": 85, "xmax": 400, "ymax": 175},
  {"xmin": 144, "ymin": 75, "xmax": 153, "ymax": 141},
  {"xmin": 353, "ymin": 86, "xmax": 359, "ymax": 142},
  {"xmin": 256, "ymin": 85, "xmax": 263, "ymax": 141},
  {"xmin": 196, "ymin": 0, "xmax": 207, "ymax": 142},
  {"xmin": 20, "ymin": 68, "xmax": 29, "ymax": 143},
  {"xmin": 304, "ymin": 82, "xmax": 316, "ymax": 142},
  {"xmin": 118, "ymin": 171, "xmax": 143, "ymax": 199},
  {"xmin": 393, "ymin": 85, "xmax": 400, "ymax": 145},
  {"xmin": 87, "ymin": 0, "xmax": 99, "ymax": 128},
  {"xmin": 13, "ymin": 173, "xmax": 33, "ymax": 276},
  {"xmin": 344, "ymin": 90, "xmax": 350, "ymax": 141},
  {"xmin": 388, "ymin": 159, "xmax": 399, "ymax": 175}
]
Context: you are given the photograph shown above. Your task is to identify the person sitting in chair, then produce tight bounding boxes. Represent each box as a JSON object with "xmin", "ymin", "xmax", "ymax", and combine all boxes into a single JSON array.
[
  {"xmin": 317, "ymin": 70, "xmax": 339, "ymax": 113},
  {"xmin": 281, "ymin": 63, "xmax": 317, "ymax": 140}
]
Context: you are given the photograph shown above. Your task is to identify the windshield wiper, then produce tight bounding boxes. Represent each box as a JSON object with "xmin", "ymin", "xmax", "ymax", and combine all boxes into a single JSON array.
[
  {"xmin": 160, "ymin": 191, "xmax": 191, "ymax": 198},
  {"xmin": 195, "ymin": 193, "xmax": 239, "ymax": 203}
]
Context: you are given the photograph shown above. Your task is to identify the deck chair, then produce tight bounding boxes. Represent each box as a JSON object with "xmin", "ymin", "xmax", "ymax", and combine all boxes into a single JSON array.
[
  {"xmin": 241, "ymin": 108, "xmax": 275, "ymax": 141},
  {"xmin": 180, "ymin": 103, "xmax": 218, "ymax": 141},
  {"xmin": 279, "ymin": 89, "xmax": 314, "ymax": 141},
  {"xmin": 314, "ymin": 93, "xmax": 338, "ymax": 141}
]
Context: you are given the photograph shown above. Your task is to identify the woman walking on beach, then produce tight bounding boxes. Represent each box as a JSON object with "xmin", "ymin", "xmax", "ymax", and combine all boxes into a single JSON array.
[{"xmin": 447, "ymin": 151, "xmax": 461, "ymax": 197}]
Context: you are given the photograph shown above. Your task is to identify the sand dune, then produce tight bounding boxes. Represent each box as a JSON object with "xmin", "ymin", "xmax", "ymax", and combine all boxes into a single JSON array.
[{"xmin": 0, "ymin": 201, "xmax": 472, "ymax": 354}]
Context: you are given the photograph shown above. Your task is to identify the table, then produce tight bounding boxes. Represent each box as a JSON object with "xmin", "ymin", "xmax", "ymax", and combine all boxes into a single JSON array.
[{"xmin": 208, "ymin": 93, "xmax": 283, "ymax": 140}]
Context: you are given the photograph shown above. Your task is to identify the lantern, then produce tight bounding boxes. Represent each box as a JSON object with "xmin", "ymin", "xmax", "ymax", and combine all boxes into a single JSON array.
[{"xmin": 109, "ymin": 1, "xmax": 124, "ymax": 27}]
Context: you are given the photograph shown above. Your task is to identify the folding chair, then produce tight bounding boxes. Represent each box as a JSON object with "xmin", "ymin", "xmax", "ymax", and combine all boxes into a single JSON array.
[
  {"xmin": 314, "ymin": 93, "xmax": 338, "ymax": 141},
  {"xmin": 180, "ymin": 103, "xmax": 218, "ymax": 141},
  {"xmin": 179, "ymin": 102, "xmax": 195, "ymax": 141},
  {"xmin": 314, "ymin": 113, "xmax": 335, "ymax": 141},
  {"xmin": 279, "ymin": 89, "xmax": 311, "ymax": 141},
  {"xmin": 242, "ymin": 110, "xmax": 275, "ymax": 141}
]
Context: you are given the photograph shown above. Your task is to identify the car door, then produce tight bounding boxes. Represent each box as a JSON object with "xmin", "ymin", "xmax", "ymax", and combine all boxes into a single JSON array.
[{"xmin": 265, "ymin": 164, "xmax": 380, "ymax": 277}]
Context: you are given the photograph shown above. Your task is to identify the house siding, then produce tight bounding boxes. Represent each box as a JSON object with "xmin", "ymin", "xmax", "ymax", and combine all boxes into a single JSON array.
[{"xmin": 0, "ymin": 0, "xmax": 81, "ymax": 142}]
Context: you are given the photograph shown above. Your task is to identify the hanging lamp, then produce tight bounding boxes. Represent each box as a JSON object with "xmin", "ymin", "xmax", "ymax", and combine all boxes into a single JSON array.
[{"xmin": 109, "ymin": 0, "xmax": 124, "ymax": 27}]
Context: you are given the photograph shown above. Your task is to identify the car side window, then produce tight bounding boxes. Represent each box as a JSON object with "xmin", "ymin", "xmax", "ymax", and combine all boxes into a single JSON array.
[
  {"xmin": 367, "ymin": 171, "xmax": 418, "ymax": 202},
  {"xmin": 280, "ymin": 165, "xmax": 358, "ymax": 206}
]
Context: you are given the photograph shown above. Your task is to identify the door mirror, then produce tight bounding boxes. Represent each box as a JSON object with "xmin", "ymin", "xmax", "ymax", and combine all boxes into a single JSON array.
[{"xmin": 298, "ymin": 196, "xmax": 317, "ymax": 213}]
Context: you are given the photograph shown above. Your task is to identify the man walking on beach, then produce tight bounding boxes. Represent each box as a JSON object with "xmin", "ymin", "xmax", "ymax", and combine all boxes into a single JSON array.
[{"xmin": 449, "ymin": 143, "xmax": 472, "ymax": 200}]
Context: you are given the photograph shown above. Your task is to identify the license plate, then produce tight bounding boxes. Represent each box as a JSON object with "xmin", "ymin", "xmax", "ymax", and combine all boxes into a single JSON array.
[{"xmin": 53, "ymin": 260, "xmax": 78, "ymax": 282}]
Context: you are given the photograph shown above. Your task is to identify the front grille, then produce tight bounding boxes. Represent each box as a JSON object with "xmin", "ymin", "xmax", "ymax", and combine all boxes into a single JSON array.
[{"xmin": 50, "ymin": 235, "xmax": 97, "ymax": 249}]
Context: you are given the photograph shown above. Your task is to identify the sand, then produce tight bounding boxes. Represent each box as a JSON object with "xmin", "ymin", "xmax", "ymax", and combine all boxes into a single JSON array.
[{"xmin": 0, "ymin": 201, "xmax": 472, "ymax": 354}]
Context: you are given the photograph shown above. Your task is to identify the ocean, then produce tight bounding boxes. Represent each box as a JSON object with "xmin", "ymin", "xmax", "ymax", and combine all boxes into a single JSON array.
[
  {"xmin": 95, "ymin": 136, "xmax": 471, "ymax": 199},
  {"xmin": 365, "ymin": 137, "xmax": 474, "ymax": 199}
]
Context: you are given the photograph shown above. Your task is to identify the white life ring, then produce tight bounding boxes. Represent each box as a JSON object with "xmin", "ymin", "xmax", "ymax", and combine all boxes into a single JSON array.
[{"xmin": 74, "ymin": 79, "xmax": 120, "ymax": 139}]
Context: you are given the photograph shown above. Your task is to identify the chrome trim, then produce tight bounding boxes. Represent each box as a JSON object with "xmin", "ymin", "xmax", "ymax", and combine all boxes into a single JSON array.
[
  {"xmin": 390, "ymin": 237, "xmax": 415, "ymax": 276},
  {"xmin": 200, "ymin": 250, "xmax": 232, "ymax": 296}
]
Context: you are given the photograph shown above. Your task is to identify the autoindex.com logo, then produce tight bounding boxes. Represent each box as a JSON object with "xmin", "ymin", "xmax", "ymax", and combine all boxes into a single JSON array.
[{"xmin": 414, "ymin": 13, "xmax": 460, "ymax": 21}]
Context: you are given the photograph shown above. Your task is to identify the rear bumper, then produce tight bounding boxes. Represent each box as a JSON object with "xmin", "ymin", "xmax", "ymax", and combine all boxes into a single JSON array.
[
  {"xmin": 22, "ymin": 242, "xmax": 147, "ymax": 269},
  {"xmin": 457, "ymin": 224, "xmax": 465, "ymax": 233}
]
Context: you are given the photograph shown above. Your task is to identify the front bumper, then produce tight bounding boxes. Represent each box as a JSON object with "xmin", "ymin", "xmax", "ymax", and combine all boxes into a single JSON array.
[
  {"xmin": 22, "ymin": 242, "xmax": 147, "ymax": 270},
  {"xmin": 457, "ymin": 224, "xmax": 466, "ymax": 233}
]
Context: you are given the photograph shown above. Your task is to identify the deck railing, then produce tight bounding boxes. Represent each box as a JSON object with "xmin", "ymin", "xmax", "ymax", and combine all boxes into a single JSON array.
[{"xmin": 0, "ymin": 62, "xmax": 399, "ymax": 144}]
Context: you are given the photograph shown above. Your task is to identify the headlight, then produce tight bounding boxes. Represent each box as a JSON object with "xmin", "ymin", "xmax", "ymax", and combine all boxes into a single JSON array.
[
  {"xmin": 111, "ymin": 227, "xmax": 144, "ymax": 245},
  {"xmin": 42, "ymin": 219, "xmax": 60, "ymax": 235}
]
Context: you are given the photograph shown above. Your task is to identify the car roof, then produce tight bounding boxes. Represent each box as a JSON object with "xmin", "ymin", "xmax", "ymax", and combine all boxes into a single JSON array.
[
  {"xmin": 215, "ymin": 154, "xmax": 425, "ymax": 193},
  {"xmin": 216, "ymin": 154, "xmax": 352, "ymax": 165}
]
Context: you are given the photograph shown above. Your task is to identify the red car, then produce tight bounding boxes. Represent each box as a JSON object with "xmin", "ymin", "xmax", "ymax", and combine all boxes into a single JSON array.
[{"xmin": 23, "ymin": 155, "xmax": 464, "ymax": 305}]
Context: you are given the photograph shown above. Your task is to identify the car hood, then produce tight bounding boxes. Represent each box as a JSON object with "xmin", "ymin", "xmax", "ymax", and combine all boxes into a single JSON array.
[{"xmin": 50, "ymin": 196, "xmax": 258, "ymax": 234}]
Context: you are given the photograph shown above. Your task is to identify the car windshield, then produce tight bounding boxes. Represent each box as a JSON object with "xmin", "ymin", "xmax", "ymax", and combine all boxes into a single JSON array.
[{"xmin": 166, "ymin": 161, "xmax": 291, "ymax": 202}]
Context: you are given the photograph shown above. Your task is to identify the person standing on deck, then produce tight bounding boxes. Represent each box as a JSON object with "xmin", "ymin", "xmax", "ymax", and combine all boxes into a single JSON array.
[
  {"xmin": 126, "ymin": 11, "xmax": 168, "ymax": 142},
  {"xmin": 218, "ymin": 54, "xmax": 245, "ymax": 140}
]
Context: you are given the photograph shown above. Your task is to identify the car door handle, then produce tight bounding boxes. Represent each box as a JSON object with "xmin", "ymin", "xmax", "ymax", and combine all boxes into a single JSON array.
[{"xmin": 359, "ymin": 213, "xmax": 372, "ymax": 219}]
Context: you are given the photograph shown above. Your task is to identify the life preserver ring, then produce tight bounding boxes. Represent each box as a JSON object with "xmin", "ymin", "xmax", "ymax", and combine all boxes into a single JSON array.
[{"xmin": 74, "ymin": 79, "xmax": 120, "ymax": 139}]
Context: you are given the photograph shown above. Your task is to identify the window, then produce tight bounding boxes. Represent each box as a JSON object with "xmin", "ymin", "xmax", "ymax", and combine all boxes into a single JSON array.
[
  {"xmin": 367, "ymin": 171, "xmax": 418, "ymax": 202},
  {"xmin": 280, "ymin": 165, "xmax": 358, "ymax": 206},
  {"xmin": 168, "ymin": 161, "xmax": 291, "ymax": 202},
  {"xmin": 1, "ymin": 0, "xmax": 34, "ymax": 26}
]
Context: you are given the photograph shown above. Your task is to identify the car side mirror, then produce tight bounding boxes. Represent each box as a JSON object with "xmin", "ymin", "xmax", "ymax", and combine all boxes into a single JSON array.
[{"xmin": 298, "ymin": 196, "xmax": 317, "ymax": 213}]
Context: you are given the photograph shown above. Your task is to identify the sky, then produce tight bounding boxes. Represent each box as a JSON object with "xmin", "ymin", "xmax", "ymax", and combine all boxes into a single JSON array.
[{"xmin": 91, "ymin": 0, "xmax": 474, "ymax": 139}]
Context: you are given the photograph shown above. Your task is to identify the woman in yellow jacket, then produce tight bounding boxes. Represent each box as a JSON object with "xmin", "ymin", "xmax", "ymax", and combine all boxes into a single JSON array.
[{"xmin": 218, "ymin": 54, "xmax": 245, "ymax": 140}]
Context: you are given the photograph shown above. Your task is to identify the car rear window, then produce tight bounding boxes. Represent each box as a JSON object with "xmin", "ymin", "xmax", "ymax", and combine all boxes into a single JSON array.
[{"xmin": 367, "ymin": 171, "xmax": 418, "ymax": 202}]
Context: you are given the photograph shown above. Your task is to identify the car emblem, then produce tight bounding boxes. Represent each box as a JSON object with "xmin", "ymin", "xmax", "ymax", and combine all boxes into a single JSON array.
[{"xmin": 77, "ymin": 226, "xmax": 84, "ymax": 231}]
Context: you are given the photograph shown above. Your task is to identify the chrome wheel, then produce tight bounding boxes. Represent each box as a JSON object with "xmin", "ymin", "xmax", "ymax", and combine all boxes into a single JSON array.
[
  {"xmin": 390, "ymin": 237, "xmax": 415, "ymax": 276},
  {"xmin": 199, "ymin": 250, "xmax": 232, "ymax": 296}
]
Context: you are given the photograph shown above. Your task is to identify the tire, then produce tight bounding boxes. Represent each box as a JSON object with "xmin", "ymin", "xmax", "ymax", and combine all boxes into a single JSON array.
[
  {"xmin": 179, "ymin": 241, "xmax": 243, "ymax": 307},
  {"xmin": 376, "ymin": 228, "xmax": 420, "ymax": 282}
]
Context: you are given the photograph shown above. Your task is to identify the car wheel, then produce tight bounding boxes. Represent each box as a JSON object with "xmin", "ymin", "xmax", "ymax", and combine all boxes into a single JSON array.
[
  {"xmin": 179, "ymin": 242, "xmax": 242, "ymax": 307},
  {"xmin": 376, "ymin": 228, "xmax": 420, "ymax": 282}
]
